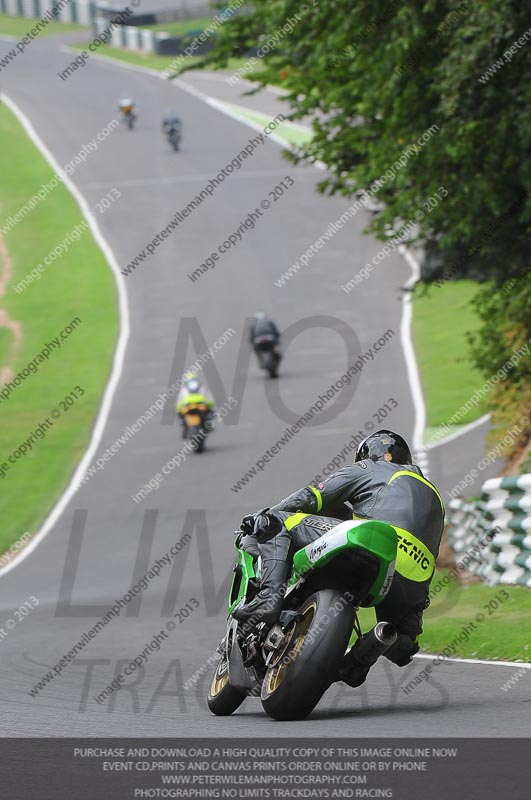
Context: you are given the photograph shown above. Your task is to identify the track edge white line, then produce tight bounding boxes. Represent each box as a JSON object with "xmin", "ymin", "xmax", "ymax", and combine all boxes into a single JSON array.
[
  {"xmin": 414, "ymin": 653, "xmax": 531, "ymax": 669},
  {"xmin": 0, "ymin": 93, "xmax": 130, "ymax": 577}
]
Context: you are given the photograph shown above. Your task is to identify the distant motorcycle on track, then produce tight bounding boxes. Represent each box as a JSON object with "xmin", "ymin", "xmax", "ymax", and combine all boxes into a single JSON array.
[
  {"xmin": 118, "ymin": 97, "xmax": 136, "ymax": 130},
  {"xmin": 162, "ymin": 115, "xmax": 182, "ymax": 152},
  {"xmin": 250, "ymin": 312, "xmax": 282, "ymax": 379},
  {"xmin": 176, "ymin": 373, "xmax": 215, "ymax": 453},
  {"xmin": 180, "ymin": 401, "xmax": 210, "ymax": 453},
  {"xmin": 253, "ymin": 334, "xmax": 282, "ymax": 378}
]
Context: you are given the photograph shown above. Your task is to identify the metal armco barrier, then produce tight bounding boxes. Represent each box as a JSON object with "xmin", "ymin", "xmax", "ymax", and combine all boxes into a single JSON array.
[
  {"xmin": 447, "ymin": 474, "xmax": 531, "ymax": 587},
  {"xmin": 0, "ymin": 0, "xmax": 97, "ymax": 25}
]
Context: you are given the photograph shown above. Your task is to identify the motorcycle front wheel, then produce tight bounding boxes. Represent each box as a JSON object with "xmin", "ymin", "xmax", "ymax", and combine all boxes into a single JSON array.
[
  {"xmin": 261, "ymin": 589, "xmax": 354, "ymax": 720},
  {"xmin": 207, "ymin": 637, "xmax": 246, "ymax": 716}
]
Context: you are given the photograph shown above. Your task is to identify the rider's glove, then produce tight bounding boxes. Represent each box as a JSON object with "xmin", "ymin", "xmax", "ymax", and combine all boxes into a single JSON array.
[
  {"xmin": 240, "ymin": 515, "xmax": 256, "ymax": 534},
  {"xmin": 240, "ymin": 508, "xmax": 272, "ymax": 536}
]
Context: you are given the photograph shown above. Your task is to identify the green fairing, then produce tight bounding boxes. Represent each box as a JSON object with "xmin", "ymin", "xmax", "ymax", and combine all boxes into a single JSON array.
[
  {"xmin": 230, "ymin": 520, "xmax": 398, "ymax": 616},
  {"xmin": 291, "ymin": 520, "xmax": 398, "ymax": 607},
  {"xmin": 228, "ymin": 543, "xmax": 256, "ymax": 615}
]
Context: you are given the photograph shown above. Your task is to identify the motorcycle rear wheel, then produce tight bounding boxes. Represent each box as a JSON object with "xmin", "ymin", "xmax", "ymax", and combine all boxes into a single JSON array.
[
  {"xmin": 189, "ymin": 425, "xmax": 205, "ymax": 453},
  {"xmin": 261, "ymin": 589, "xmax": 354, "ymax": 720}
]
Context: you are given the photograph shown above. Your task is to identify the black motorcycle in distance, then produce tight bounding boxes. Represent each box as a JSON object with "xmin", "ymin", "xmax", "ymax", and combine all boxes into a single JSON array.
[
  {"xmin": 163, "ymin": 120, "xmax": 182, "ymax": 151},
  {"xmin": 254, "ymin": 334, "xmax": 282, "ymax": 378}
]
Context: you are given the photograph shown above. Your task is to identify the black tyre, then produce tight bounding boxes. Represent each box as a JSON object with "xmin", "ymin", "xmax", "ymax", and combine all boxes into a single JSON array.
[
  {"xmin": 190, "ymin": 425, "xmax": 205, "ymax": 453},
  {"xmin": 261, "ymin": 589, "xmax": 354, "ymax": 721},
  {"xmin": 207, "ymin": 641, "xmax": 246, "ymax": 716},
  {"xmin": 265, "ymin": 351, "xmax": 280, "ymax": 378}
]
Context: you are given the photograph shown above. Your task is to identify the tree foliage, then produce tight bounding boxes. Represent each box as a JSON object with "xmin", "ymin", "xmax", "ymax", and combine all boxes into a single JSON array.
[
  {"xmin": 207, "ymin": 0, "xmax": 531, "ymax": 284},
  {"xmin": 468, "ymin": 273, "xmax": 531, "ymax": 461},
  {"xmin": 204, "ymin": 0, "xmax": 531, "ymax": 457}
]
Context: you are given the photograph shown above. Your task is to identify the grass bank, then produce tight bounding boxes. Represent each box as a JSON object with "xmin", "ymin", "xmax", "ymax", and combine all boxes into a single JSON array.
[
  {"xmin": 358, "ymin": 570, "xmax": 530, "ymax": 662},
  {"xmin": 70, "ymin": 41, "xmax": 255, "ymax": 77},
  {"xmin": 0, "ymin": 102, "xmax": 119, "ymax": 558},
  {"xmin": 412, "ymin": 280, "xmax": 487, "ymax": 443},
  {"xmin": 0, "ymin": 13, "xmax": 85, "ymax": 38},
  {"xmin": 143, "ymin": 18, "xmax": 214, "ymax": 36}
]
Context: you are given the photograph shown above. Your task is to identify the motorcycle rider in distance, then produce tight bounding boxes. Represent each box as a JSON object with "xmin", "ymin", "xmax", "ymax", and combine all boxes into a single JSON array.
[
  {"xmin": 162, "ymin": 111, "xmax": 182, "ymax": 150},
  {"xmin": 234, "ymin": 430, "xmax": 445, "ymax": 683},
  {"xmin": 176, "ymin": 373, "xmax": 215, "ymax": 439},
  {"xmin": 118, "ymin": 94, "xmax": 136, "ymax": 129},
  {"xmin": 250, "ymin": 311, "xmax": 282, "ymax": 377}
]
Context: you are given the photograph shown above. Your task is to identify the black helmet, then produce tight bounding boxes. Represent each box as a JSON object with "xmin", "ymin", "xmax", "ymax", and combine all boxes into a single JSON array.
[{"xmin": 355, "ymin": 429, "xmax": 412, "ymax": 465}]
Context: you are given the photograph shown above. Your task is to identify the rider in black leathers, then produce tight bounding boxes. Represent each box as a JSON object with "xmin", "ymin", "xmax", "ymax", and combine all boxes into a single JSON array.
[
  {"xmin": 162, "ymin": 112, "xmax": 182, "ymax": 146},
  {"xmin": 250, "ymin": 312, "xmax": 280, "ymax": 344},
  {"xmin": 249, "ymin": 312, "xmax": 281, "ymax": 371},
  {"xmin": 234, "ymin": 430, "xmax": 445, "ymax": 675}
]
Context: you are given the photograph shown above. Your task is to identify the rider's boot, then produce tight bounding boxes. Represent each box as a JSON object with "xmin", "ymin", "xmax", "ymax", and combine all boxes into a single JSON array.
[
  {"xmin": 233, "ymin": 515, "xmax": 290, "ymax": 626},
  {"xmin": 233, "ymin": 558, "xmax": 289, "ymax": 626}
]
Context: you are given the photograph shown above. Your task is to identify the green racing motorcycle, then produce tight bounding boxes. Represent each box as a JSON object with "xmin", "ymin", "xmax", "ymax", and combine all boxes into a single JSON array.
[{"xmin": 207, "ymin": 518, "xmax": 399, "ymax": 720}]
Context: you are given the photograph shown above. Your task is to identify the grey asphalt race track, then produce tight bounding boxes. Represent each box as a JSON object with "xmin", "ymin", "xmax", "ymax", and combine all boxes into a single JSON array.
[{"xmin": 0, "ymin": 33, "xmax": 527, "ymax": 737}]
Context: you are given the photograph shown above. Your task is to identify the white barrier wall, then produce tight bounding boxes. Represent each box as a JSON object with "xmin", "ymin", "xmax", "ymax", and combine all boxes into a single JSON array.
[
  {"xmin": 0, "ymin": 0, "xmax": 96, "ymax": 24},
  {"xmin": 447, "ymin": 474, "xmax": 531, "ymax": 587}
]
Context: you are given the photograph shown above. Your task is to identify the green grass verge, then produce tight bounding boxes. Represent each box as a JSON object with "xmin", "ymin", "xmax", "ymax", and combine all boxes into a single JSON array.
[
  {"xmin": 356, "ymin": 570, "xmax": 531, "ymax": 661},
  {"xmin": 0, "ymin": 13, "xmax": 85, "ymax": 37},
  {"xmin": 143, "ymin": 17, "xmax": 214, "ymax": 36},
  {"xmin": 412, "ymin": 280, "xmax": 487, "ymax": 435},
  {"xmin": 219, "ymin": 103, "xmax": 312, "ymax": 148},
  {"xmin": 71, "ymin": 42, "xmax": 187, "ymax": 72},
  {"xmin": 421, "ymin": 573, "xmax": 531, "ymax": 661},
  {"xmin": 0, "ymin": 103, "xmax": 118, "ymax": 557},
  {"xmin": 71, "ymin": 42, "xmax": 257, "ymax": 77},
  {"xmin": 0, "ymin": 327, "xmax": 10, "ymax": 367}
]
